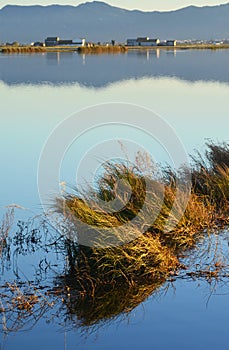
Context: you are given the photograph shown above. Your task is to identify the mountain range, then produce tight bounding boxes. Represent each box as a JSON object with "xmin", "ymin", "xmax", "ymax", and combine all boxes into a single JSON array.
[{"xmin": 0, "ymin": 1, "xmax": 229, "ymax": 43}]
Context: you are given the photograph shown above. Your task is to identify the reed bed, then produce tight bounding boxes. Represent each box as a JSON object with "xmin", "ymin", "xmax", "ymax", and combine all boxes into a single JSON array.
[
  {"xmin": 78, "ymin": 45, "xmax": 127, "ymax": 54},
  {"xmin": 54, "ymin": 142, "xmax": 228, "ymax": 325},
  {"xmin": 1, "ymin": 46, "xmax": 46, "ymax": 54}
]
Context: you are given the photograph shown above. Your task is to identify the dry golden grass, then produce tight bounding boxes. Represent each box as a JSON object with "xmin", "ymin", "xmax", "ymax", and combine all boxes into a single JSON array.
[
  {"xmin": 57, "ymin": 141, "xmax": 228, "ymax": 259},
  {"xmin": 1, "ymin": 46, "xmax": 46, "ymax": 54},
  {"xmin": 53, "ymin": 142, "xmax": 229, "ymax": 325},
  {"xmin": 78, "ymin": 45, "xmax": 127, "ymax": 54}
]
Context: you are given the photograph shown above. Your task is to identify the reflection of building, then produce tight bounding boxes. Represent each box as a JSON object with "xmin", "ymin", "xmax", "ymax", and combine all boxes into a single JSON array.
[
  {"xmin": 127, "ymin": 37, "xmax": 160, "ymax": 46},
  {"xmin": 46, "ymin": 52, "xmax": 61, "ymax": 65},
  {"xmin": 45, "ymin": 37, "xmax": 86, "ymax": 47}
]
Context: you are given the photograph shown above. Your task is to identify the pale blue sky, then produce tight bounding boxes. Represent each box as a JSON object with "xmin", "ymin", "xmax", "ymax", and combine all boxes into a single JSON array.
[{"xmin": 0, "ymin": 0, "xmax": 228, "ymax": 11}]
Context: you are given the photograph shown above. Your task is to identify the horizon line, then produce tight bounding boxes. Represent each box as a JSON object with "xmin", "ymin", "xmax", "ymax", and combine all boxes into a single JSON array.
[{"xmin": 0, "ymin": 1, "xmax": 229, "ymax": 12}]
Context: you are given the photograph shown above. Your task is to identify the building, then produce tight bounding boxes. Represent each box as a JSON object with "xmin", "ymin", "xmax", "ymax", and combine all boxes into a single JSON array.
[
  {"xmin": 59, "ymin": 39, "xmax": 73, "ymax": 45},
  {"xmin": 45, "ymin": 37, "xmax": 60, "ymax": 46},
  {"xmin": 59, "ymin": 39, "xmax": 86, "ymax": 46},
  {"xmin": 126, "ymin": 38, "xmax": 139, "ymax": 46},
  {"xmin": 72, "ymin": 38, "xmax": 86, "ymax": 47},
  {"xmin": 166, "ymin": 40, "xmax": 177, "ymax": 46},
  {"xmin": 45, "ymin": 37, "xmax": 86, "ymax": 47},
  {"xmin": 33, "ymin": 42, "xmax": 45, "ymax": 47},
  {"xmin": 140, "ymin": 38, "xmax": 160, "ymax": 46},
  {"xmin": 127, "ymin": 37, "xmax": 160, "ymax": 47}
]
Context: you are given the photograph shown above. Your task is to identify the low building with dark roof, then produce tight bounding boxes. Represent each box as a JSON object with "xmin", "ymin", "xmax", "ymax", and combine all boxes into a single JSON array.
[
  {"xmin": 45, "ymin": 37, "xmax": 85, "ymax": 47},
  {"xmin": 45, "ymin": 37, "xmax": 60, "ymax": 46}
]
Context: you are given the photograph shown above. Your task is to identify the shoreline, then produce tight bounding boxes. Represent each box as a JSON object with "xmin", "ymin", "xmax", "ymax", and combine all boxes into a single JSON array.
[
  {"xmin": 1, "ymin": 43, "xmax": 229, "ymax": 54},
  {"xmin": 127, "ymin": 44, "xmax": 229, "ymax": 50}
]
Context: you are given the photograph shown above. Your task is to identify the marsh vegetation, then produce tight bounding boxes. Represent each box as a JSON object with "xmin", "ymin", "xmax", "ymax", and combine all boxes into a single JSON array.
[
  {"xmin": 0, "ymin": 46, "xmax": 47, "ymax": 54},
  {"xmin": 0, "ymin": 142, "xmax": 228, "ymax": 333},
  {"xmin": 53, "ymin": 142, "xmax": 228, "ymax": 306},
  {"xmin": 78, "ymin": 45, "xmax": 127, "ymax": 54}
]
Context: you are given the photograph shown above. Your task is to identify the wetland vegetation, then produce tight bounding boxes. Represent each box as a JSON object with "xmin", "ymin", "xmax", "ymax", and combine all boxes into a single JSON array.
[
  {"xmin": 1, "ymin": 43, "xmax": 229, "ymax": 55},
  {"xmin": 55, "ymin": 142, "xmax": 228, "ymax": 297},
  {"xmin": 0, "ymin": 142, "xmax": 228, "ymax": 333}
]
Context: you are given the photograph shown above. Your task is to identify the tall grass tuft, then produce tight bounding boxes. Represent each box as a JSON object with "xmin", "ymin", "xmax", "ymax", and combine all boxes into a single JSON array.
[
  {"xmin": 55, "ymin": 142, "xmax": 229, "ymax": 323},
  {"xmin": 191, "ymin": 142, "xmax": 229, "ymax": 212}
]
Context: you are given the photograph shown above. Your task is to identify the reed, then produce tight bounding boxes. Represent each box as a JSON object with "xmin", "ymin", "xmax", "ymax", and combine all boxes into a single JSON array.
[
  {"xmin": 54, "ymin": 142, "xmax": 229, "ymax": 325},
  {"xmin": 1, "ymin": 46, "xmax": 46, "ymax": 54},
  {"xmin": 78, "ymin": 45, "xmax": 127, "ymax": 54}
]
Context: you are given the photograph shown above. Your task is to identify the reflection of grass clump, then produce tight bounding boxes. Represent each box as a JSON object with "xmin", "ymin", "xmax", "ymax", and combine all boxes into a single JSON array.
[
  {"xmin": 0, "ymin": 208, "xmax": 14, "ymax": 258},
  {"xmin": 59, "ymin": 236, "xmax": 178, "ymax": 327},
  {"xmin": 62, "ymin": 268, "xmax": 168, "ymax": 327}
]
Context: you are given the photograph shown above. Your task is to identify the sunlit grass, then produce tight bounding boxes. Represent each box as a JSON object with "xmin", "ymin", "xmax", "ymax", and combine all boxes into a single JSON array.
[
  {"xmin": 1, "ymin": 143, "xmax": 228, "ymax": 330},
  {"xmin": 1, "ymin": 46, "xmax": 46, "ymax": 54},
  {"xmin": 55, "ymin": 142, "xmax": 228, "ymax": 308},
  {"xmin": 78, "ymin": 45, "xmax": 127, "ymax": 54}
]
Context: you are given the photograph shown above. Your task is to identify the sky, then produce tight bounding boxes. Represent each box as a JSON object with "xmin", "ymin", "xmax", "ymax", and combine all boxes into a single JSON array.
[{"xmin": 0, "ymin": 0, "xmax": 228, "ymax": 11}]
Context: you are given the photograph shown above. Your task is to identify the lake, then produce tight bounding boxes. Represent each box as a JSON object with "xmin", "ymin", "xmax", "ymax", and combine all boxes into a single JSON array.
[{"xmin": 0, "ymin": 49, "xmax": 229, "ymax": 349}]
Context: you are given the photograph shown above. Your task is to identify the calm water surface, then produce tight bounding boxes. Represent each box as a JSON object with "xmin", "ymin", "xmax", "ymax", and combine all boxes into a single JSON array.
[{"xmin": 0, "ymin": 49, "xmax": 229, "ymax": 349}]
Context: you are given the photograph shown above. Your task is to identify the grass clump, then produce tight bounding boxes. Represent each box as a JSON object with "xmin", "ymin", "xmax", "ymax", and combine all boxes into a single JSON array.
[
  {"xmin": 192, "ymin": 142, "xmax": 229, "ymax": 211},
  {"xmin": 1, "ymin": 46, "xmax": 46, "ymax": 54},
  {"xmin": 78, "ymin": 45, "xmax": 127, "ymax": 54},
  {"xmin": 55, "ymin": 142, "xmax": 229, "ymax": 325}
]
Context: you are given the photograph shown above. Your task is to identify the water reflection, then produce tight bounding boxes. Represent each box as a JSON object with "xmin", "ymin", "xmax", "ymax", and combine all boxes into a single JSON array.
[
  {"xmin": 0, "ymin": 47, "xmax": 229, "ymax": 350},
  {"xmin": 0, "ymin": 209, "xmax": 228, "ymax": 337},
  {"xmin": 0, "ymin": 209, "xmax": 168, "ymax": 331},
  {"xmin": 46, "ymin": 52, "xmax": 61, "ymax": 66},
  {"xmin": 1, "ymin": 49, "xmax": 229, "ymax": 87}
]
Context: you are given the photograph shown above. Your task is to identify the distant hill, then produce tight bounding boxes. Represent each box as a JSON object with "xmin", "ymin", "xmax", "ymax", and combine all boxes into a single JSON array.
[{"xmin": 0, "ymin": 1, "xmax": 229, "ymax": 43}]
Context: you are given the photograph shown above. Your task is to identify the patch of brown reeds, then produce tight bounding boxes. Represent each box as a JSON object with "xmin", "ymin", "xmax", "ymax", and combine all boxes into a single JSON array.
[
  {"xmin": 1, "ymin": 46, "xmax": 46, "ymax": 54},
  {"xmin": 78, "ymin": 45, "xmax": 127, "ymax": 55}
]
